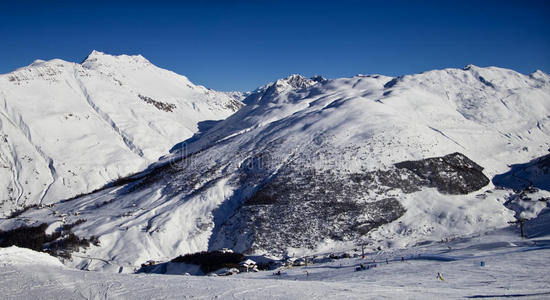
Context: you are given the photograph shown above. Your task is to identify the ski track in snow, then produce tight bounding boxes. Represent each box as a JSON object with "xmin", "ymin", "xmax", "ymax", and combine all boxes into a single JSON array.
[
  {"xmin": 0, "ymin": 116, "xmax": 24, "ymax": 206},
  {"xmin": 73, "ymin": 69, "xmax": 145, "ymax": 158},
  {"xmin": 427, "ymin": 126, "xmax": 466, "ymax": 149},
  {"xmin": 0, "ymin": 95, "xmax": 56, "ymax": 205}
]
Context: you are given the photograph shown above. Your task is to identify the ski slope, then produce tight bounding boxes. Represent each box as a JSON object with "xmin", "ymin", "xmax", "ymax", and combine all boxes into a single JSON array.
[{"xmin": 1, "ymin": 226, "xmax": 549, "ymax": 299}]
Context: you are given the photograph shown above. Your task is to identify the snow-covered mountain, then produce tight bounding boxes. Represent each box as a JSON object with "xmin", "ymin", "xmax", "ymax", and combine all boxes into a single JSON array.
[
  {"xmin": 0, "ymin": 51, "xmax": 243, "ymax": 215},
  {"xmin": 1, "ymin": 64, "xmax": 549, "ymax": 272}
]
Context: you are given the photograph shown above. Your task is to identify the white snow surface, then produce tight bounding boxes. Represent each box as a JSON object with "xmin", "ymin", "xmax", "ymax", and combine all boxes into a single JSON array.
[
  {"xmin": 1, "ymin": 228, "xmax": 550, "ymax": 299},
  {"xmin": 0, "ymin": 246, "xmax": 65, "ymax": 267},
  {"xmin": 0, "ymin": 51, "xmax": 242, "ymax": 214},
  {"xmin": 1, "ymin": 64, "xmax": 549, "ymax": 273}
]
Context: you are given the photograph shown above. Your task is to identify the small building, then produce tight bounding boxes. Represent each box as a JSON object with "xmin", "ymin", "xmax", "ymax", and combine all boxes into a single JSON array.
[
  {"xmin": 214, "ymin": 267, "xmax": 240, "ymax": 276},
  {"xmin": 239, "ymin": 259, "xmax": 258, "ymax": 272},
  {"xmin": 292, "ymin": 257, "xmax": 306, "ymax": 266},
  {"xmin": 141, "ymin": 260, "xmax": 157, "ymax": 268}
]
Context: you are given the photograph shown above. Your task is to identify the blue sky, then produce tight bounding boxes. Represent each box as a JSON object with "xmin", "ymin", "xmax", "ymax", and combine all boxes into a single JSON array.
[{"xmin": 1, "ymin": 0, "xmax": 549, "ymax": 91}]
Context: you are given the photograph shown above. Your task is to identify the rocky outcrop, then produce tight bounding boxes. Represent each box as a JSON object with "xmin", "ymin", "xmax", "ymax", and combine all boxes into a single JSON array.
[
  {"xmin": 395, "ymin": 152, "xmax": 490, "ymax": 194},
  {"xmin": 212, "ymin": 152, "xmax": 490, "ymax": 255}
]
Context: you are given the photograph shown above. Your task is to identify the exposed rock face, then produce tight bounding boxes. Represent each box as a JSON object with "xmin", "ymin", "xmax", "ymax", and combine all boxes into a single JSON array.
[
  {"xmin": 211, "ymin": 152, "xmax": 489, "ymax": 255},
  {"xmin": 138, "ymin": 94, "xmax": 177, "ymax": 112},
  {"xmin": 395, "ymin": 152, "xmax": 490, "ymax": 194}
]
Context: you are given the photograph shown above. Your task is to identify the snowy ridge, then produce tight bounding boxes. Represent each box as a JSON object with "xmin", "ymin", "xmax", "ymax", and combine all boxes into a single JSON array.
[
  {"xmin": 0, "ymin": 51, "xmax": 243, "ymax": 214},
  {"xmin": 0, "ymin": 246, "xmax": 65, "ymax": 267}
]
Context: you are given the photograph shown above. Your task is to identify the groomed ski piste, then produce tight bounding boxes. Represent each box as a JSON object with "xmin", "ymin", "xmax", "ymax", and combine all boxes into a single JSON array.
[{"xmin": 1, "ymin": 221, "xmax": 549, "ymax": 299}]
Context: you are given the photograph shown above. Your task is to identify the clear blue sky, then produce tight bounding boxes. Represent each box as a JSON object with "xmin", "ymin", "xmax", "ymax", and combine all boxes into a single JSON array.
[{"xmin": 1, "ymin": 0, "xmax": 549, "ymax": 91}]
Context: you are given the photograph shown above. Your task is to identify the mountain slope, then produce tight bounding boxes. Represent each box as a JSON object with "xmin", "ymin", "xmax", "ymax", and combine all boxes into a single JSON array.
[
  {"xmin": 0, "ymin": 51, "xmax": 242, "ymax": 215},
  {"xmin": 1, "ymin": 65, "xmax": 549, "ymax": 271}
]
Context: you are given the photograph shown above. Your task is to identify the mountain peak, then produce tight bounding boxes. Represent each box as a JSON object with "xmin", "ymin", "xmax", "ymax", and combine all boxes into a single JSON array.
[
  {"xmin": 463, "ymin": 64, "xmax": 481, "ymax": 71},
  {"xmin": 29, "ymin": 59, "xmax": 47, "ymax": 67},
  {"xmin": 88, "ymin": 49, "xmax": 104, "ymax": 56},
  {"xmin": 81, "ymin": 50, "xmax": 151, "ymax": 70},
  {"xmin": 310, "ymin": 75, "xmax": 327, "ymax": 83},
  {"xmin": 274, "ymin": 74, "xmax": 317, "ymax": 90},
  {"xmin": 81, "ymin": 49, "xmax": 106, "ymax": 62}
]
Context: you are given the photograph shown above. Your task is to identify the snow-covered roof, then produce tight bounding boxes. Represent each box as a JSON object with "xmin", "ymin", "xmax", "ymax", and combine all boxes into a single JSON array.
[{"xmin": 240, "ymin": 259, "xmax": 256, "ymax": 266}]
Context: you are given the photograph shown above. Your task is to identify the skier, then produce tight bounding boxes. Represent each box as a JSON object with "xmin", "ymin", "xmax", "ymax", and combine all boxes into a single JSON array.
[{"xmin": 437, "ymin": 272, "xmax": 444, "ymax": 281}]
